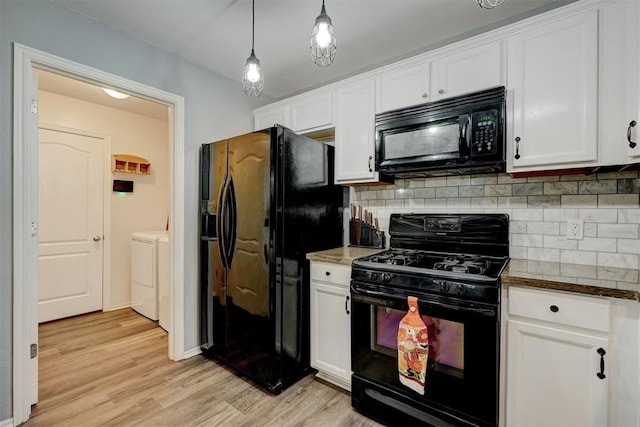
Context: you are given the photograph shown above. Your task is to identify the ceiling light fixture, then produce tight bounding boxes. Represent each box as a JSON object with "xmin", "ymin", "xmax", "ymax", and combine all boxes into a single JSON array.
[
  {"xmin": 475, "ymin": 0, "xmax": 505, "ymax": 9},
  {"xmin": 242, "ymin": 0, "xmax": 264, "ymax": 96},
  {"xmin": 103, "ymin": 88, "xmax": 130, "ymax": 99},
  {"xmin": 310, "ymin": 0, "xmax": 337, "ymax": 67}
]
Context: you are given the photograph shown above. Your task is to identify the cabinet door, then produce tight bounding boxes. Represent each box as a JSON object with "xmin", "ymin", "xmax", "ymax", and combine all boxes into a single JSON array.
[
  {"xmin": 310, "ymin": 280, "xmax": 351, "ymax": 388},
  {"xmin": 289, "ymin": 91, "xmax": 333, "ymax": 133},
  {"xmin": 507, "ymin": 11, "xmax": 598, "ymax": 171},
  {"xmin": 506, "ymin": 319, "xmax": 608, "ymax": 427},
  {"xmin": 377, "ymin": 61, "xmax": 430, "ymax": 113},
  {"xmin": 432, "ymin": 40, "xmax": 503, "ymax": 101},
  {"xmin": 335, "ymin": 79, "xmax": 378, "ymax": 183},
  {"xmin": 254, "ymin": 106, "xmax": 289, "ymax": 131}
]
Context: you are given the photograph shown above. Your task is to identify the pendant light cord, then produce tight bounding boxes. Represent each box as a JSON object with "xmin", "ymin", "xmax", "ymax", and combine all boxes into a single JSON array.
[{"xmin": 251, "ymin": 0, "xmax": 255, "ymax": 51}]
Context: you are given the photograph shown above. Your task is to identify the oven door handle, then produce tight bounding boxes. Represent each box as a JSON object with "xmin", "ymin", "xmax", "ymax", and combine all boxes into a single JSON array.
[{"xmin": 351, "ymin": 285, "xmax": 497, "ymax": 317}]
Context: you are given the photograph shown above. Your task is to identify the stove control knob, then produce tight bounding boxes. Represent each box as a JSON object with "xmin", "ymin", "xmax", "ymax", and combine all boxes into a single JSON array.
[
  {"xmin": 457, "ymin": 284, "xmax": 466, "ymax": 295},
  {"xmin": 367, "ymin": 271, "xmax": 378, "ymax": 281},
  {"xmin": 439, "ymin": 282, "xmax": 450, "ymax": 292},
  {"xmin": 381, "ymin": 273, "xmax": 392, "ymax": 283}
]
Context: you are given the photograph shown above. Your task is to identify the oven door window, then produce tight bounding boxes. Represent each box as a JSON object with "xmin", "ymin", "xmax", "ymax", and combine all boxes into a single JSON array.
[
  {"xmin": 351, "ymin": 291, "xmax": 499, "ymax": 425},
  {"xmin": 381, "ymin": 120, "xmax": 460, "ymax": 161}
]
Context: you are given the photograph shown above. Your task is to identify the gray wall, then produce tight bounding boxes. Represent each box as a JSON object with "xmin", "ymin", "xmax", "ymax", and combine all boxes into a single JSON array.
[{"xmin": 0, "ymin": 0, "xmax": 272, "ymax": 420}]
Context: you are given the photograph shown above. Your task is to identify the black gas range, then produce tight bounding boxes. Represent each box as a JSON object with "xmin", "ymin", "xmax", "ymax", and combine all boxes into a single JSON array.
[{"xmin": 350, "ymin": 213, "xmax": 509, "ymax": 427}]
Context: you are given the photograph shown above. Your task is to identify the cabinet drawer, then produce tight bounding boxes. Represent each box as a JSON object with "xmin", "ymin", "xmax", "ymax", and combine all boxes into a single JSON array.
[
  {"xmin": 310, "ymin": 262, "xmax": 351, "ymax": 287},
  {"xmin": 508, "ymin": 286, "xmax": 610, "ymax": 333}
]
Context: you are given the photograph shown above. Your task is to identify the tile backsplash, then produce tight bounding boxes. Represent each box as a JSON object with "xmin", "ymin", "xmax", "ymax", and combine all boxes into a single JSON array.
[{"xmin": 351, "ymin": 171, "xmax": 640, "ymax": 271}]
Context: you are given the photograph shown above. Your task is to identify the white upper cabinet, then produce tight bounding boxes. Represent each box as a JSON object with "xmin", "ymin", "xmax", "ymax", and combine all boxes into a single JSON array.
[
  {"xmin": 431, "ymin": 40, "xmax": 504, "ymax": 102},
  {"xmin": 335, "ymin": 78, "xmax": 380, "ymax": 184},
  {"xmin": 507, "ymin": 10, "xmax": 599, "ymax": 172},
  {"xmin": 376, "ymin": 40, "xmax": 504, "ymax": 114},
  {"xmin": 289, "ymin": 91, "xmax": 333, "ymax": 133},
  {"xmin": 377, "ymin": 60, "xmax": 431, "ymax": 113},
  {"xmin": 254, "ymin": 105, "xmax": 289, "ymax": 131}
]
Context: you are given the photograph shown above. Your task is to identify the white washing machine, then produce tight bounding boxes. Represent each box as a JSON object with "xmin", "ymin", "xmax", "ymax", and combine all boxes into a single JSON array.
[
  {"xmin": 131, "ymin": 230, "xmax": 168, "ymax": 320},
  {"xmin": 157, "ymin": 234, "xmax": 170, "ymax": 331}
]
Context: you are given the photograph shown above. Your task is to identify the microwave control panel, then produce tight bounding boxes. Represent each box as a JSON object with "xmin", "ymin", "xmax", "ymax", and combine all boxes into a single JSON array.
[{"xmin": 471, "ymin": 109, "xmax": 498, "ymax": 157}]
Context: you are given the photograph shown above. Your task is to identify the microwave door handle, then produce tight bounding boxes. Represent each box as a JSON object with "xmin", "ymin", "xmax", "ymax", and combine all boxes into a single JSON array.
[{"xmin": 464, "ymin": 115, "xmax": 472, "ymax": 150}]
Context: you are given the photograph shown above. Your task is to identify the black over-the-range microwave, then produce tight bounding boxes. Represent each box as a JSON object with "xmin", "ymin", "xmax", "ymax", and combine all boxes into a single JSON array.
[{"xmin": 375, "ymin": 86, "xmax": 506, "ymax": 178}]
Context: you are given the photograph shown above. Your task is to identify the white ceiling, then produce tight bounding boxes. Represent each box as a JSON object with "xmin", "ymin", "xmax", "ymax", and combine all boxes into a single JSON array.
[{"xmin": 52, "ymin": 0, "xmax": 576, "ymax": 99}]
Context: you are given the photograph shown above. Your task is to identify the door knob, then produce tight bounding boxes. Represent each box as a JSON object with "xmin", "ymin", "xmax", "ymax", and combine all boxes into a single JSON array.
[{"xmin": 93, "ymin": 235, "xmax": 102, "ymax": 242}]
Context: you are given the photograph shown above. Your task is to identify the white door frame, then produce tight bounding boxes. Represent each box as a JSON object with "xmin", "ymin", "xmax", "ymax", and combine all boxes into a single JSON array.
[
  {"xmin": 13, "ymin": 43, "xmax": 186, "ymax": 425},
  {"xmin": 39, "ymin": 123, "xmax": 112, "ymax": 314}
]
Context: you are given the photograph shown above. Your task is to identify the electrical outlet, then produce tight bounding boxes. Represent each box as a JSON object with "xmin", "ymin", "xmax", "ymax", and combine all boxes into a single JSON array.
[{"xmin": 566, "ymin": 219, "xmax": 584, "ymax": 240}]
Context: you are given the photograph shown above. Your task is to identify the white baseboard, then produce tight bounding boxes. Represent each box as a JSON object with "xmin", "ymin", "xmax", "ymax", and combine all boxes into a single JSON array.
[
  {"xmin": 104, "ymin": 303, "xmax": 131, "ymax": 312},
  {"xmin": 0, "ymin": 418, "xmax": 14, "ymax": 427},
  {"xmin": 181, "ymin": 346, "xmax": 202, "ymax": 359}
]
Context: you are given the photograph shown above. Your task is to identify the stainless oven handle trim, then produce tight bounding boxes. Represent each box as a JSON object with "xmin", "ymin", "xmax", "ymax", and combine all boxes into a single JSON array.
[{"xmin": 351, "ymin": 283, "xmax": 498, "ymax": 317}]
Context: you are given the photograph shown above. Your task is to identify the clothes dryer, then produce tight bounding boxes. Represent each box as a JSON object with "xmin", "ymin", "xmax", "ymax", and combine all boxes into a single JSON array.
[{"xmin": 131, "ymin": 230, "xmax": 167, "ymax": 320}]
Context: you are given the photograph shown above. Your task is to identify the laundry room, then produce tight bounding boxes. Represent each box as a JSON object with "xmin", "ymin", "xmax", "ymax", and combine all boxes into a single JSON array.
[{"xmin": 37, "ymin": 69, "xmax": 170, "ymax": 326}]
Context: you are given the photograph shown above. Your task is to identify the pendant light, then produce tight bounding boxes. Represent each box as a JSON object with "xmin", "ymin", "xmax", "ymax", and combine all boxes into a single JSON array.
[
  {"xmin": 476, "ymin": 0, "xmax": 505, "ymax": 9},
  {"xmin": 242, "ymin": 0, "xmax": 263, "ymax": 96},
  {"xmin": 310, "ymin": 0, "xmax": 337, "ymax": 67}
]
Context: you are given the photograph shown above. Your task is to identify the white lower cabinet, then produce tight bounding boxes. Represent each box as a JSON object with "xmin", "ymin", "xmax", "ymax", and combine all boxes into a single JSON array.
[
  {"xmin": 506, "ymin": 287, "xmax": 610, "ymax": 427},
  {"xmin": 309, "ymin": 261, "xmax": 352, "ymax": 390}
]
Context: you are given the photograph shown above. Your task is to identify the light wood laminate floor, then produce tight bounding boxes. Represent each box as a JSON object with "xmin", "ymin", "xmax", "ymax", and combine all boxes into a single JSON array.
[{"xmin": 25, "ymin": 308, "xmax": 381, "ymax": 427}]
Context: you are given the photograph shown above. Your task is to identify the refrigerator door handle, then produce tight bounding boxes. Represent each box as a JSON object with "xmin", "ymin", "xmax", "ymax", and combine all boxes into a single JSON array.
[
  {"xmin": 217, "ymin": 174, "xmax": 229, "ymax": 269},
  {"xmin": 224, "ymin": 175, "xmax": 237, "ymax": 267}
]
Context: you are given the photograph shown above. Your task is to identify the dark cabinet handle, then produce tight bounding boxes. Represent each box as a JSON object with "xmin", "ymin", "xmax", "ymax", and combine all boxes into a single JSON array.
[
  {"xmin": 345, "ymin": 295, "xmax": 350, "ymax": 315},
  {"xmin": 368, "ymin": 155, "xmax": 373, "ymax": 173},
  {"xmin": 514, "ymin": 137, "xmax": 521, "ymax": 160},
  {"xmin": 325, "ymin": 271, "xmax": 331, "ymax": 276},
  {"xmin": 550, "ymin": 305, "xmax": 559, "ymax": 313},
  {"xmin": 628, "ymin": 120, "xmax": 637, "ymax": 149},
  {"xmin": 597, "ymin": 348, "xmax": 606, "ymax": 379}
]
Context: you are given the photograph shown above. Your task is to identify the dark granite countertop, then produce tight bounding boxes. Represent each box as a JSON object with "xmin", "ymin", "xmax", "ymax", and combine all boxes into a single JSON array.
[{"xmin": 503, "ymin": 259, "xmax": 640, "ymax": 301}]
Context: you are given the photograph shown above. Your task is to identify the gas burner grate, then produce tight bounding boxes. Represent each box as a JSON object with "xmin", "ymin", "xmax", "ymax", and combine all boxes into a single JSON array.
[{"xmin": 433, "ymin": 256, "xmax": 489, "ymax": 275}]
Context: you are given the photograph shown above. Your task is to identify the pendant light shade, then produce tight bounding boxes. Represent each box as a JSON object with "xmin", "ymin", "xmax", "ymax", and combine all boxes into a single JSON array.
[
  {"xmin": 310, "ymin": 0, "xmax": 336, "ymax": 67},
  {"xmin": 475, "ymin": 0, "xmax": 505, "ymax": 9},
  {"xmin": 243, "ymin": 0, "xmax": 263, "ymax": 96}
]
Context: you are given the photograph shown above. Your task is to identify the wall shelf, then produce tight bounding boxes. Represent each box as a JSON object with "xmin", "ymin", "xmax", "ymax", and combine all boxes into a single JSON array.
[{"xmin": 112, "ymin": 154, "xmax": 151, "ymax": 175}]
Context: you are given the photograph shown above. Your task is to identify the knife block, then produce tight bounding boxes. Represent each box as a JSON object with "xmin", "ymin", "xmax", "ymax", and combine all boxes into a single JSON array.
[{"xmin": 349, "ymin": 220, "xmax": 385, "ymax": 248}]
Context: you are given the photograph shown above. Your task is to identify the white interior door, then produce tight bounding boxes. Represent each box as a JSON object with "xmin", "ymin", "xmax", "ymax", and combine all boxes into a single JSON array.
[{"xmin": 38, "ymin": 127, "xmax": 105, "ymax": 323}]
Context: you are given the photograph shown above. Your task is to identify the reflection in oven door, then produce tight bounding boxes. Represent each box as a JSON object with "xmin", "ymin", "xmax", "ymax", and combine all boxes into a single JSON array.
[{"xmin": 351, "ymin": 285, "xmax": 499, "ymax": 427}]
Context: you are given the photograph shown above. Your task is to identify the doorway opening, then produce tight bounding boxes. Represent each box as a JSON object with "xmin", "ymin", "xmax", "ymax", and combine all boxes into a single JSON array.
[{"xmin": 13, "ymin": 43, "xmax": 186, "ymax": 425}]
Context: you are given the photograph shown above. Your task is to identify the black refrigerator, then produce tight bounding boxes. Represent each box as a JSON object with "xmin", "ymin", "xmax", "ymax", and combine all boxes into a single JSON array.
[{"xmin": 200, "ymin": 125, "xmax": 345, "ymax": 393}]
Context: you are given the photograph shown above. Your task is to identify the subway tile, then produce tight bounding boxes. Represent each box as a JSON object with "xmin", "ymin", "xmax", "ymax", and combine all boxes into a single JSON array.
[
  {"xmin": 424, "ymin": 199, "xmax": 447, "ymax": 208},
  {"xmin": 471, "ymin": 197, "xmax": 497, "ymax": 208},
  {"xmin": 359, "ymin": 190, "xmax": 378, "ymax": 200},
  {"xmin": 543, "ymin": 208, "xmax": 579, "ymax": 221},
  {"xmin": 509, "ymin": 246, "xmax": 527, "ymax": 259},
  {"xmin": 561, "ymin": 195, "xmax": 598, "ymax": 207},
  {"xmin": 446, "ymin": 176, "xmax": 470, "ymax": 187},
  {"xmin": 597, "ymin": 252, "xmax": 638, "ymax": 269},
  {"xmin": 527, "ymin": 195, "xmax": 561, "ymax": 208},
  {"xmin": 617, "ymin": 239, "xmax": 640, "ymax": 255},
  {"xmin": 577, "ymin": 277, "xmax": 617, "ymax": 289},
  {"xmin": 596, "ymin": 171, "xmax": 639, "ymax": 179},
  {"xmin": 579, "ymin": 209, "xmax": 618, "ymax": 223},
  {"xmin": 484, "ymin": 184, "xmax": 512, "ymax": 197},
  {"xmin": 385, "ymin": 199, "xmax": 405, "ymax": 208},
  {"xmin": 583, "ymin": 223, "xmax": 597, "ymax": 237},
  {"xmin": 526, "ymin": 260, "xmax": 560, "ymax": 275},
  {"xmin": 405, "ymin": 199, "xmax": 425, "ymax": 209},
  {"xmin": 544, "ymin": 182, "xmax": 578, "ymax": 195},
  {"xmin": 617, "ymin": 178, "xmax": 640, "ymax": 194},
  {"xmin": 616, "ymin": 282, "xmax": 640, "ymax": 292},
  {"xmin": 578, "ymin": 237, "xmax": 617, "ymax": 253},
  {"xmin": 560, "ymin": 174, "xmax": 596, "ymax": 181},
  {"xmin": 561, "ymin": 250, "xmax": 597, "ymax": 265},
  {"xmin": 618, "ymin": 209, "xmax": 640, "ymax": 223},
  {"xmin": 394, "ymin": 188, "xmax": 415, "ymax": 199},
  {"xmin": 597, "ymin": 223, "xmax": 639, "ymax": 239},
  {"xmin": 512, "ymin": 234, "xmax": 543, "ymax": 247},
  {"xmin": 512, "ymin": 183, "xmax": 543, "ymax": 196},
  {"xmin": 436, "ymin": 187, "xmax": 459, "ymax": 198},
  {"xmin": 561, "ymin": 263, "xmax": 597, "ymax": 278},
  {"xmin": 424, "ymin": 177, "xmax": 448, "ymax": 188},
  {"xmin": 377, "ymin": 189, "xmax": 395, "ymax": 200},
  {"xmin": 368, "ymin": 200, "xmax": 386, "ymax": 207},
  {"xmin": 408, "ymin": 178, "xmax": 426, "ymax": 188},
  {"xmin": 512, "ymin": 208, "xmax": 543, "ymax": 221},
  {"xmin": 447, "ymin": 198, "xmax": 470, "ymax": 207},
  {"xmin": 598, "ymin": 194, "xmax": 640, "ymax": 207},
  {"xmin": 597, "ymin": 266, "xmax": 638, "ymax": 283},
  {"xmin": 509, "ymin": 221, "xmax": 527, "ymax": 234},
  {"xmin": 459, "ymin": 185, "xmax": 484, "ymax": 197},
  {"xmin": 527, "ymin": 247, "xmax": 560, "ymax": 262},
  {"xmin": 470, "ymin": 174, "xmax": 498, "ymax": 185},
  {"xmin": 498, "ymin": 196, "xmax": 527, "ymax": 208},
  {"xmin": 498, "ymin": 174, "xmax": 527, "ymax": 184},
  {"xmin": 527, "ymin": 176, "xmax": 560, "ymax": 183},
  {"xmin": 527, "ymin": 221, "xmax": 559, "ymax": 235},
  {"xmin": 579, "ymin": 180, "xmax": 617, "ymax": 194},
  {"xmin": 415, "ymin": 187, "xmax": 436, "ymax": 199},
  {"xmin": 543, "ymin": 235, "xmax": 578, "ymax": 250}
]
